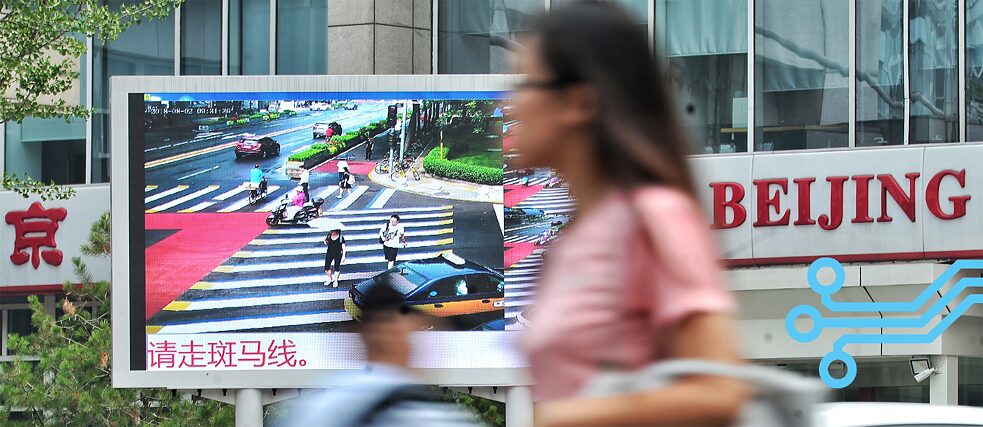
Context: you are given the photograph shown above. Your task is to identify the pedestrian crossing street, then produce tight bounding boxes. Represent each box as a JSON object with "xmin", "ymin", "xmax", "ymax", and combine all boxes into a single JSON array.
[
  {"xmin": 515, "ymin": 187, "xmax": 575, "ymax": 216},
  {"xmin": 504, "ymin": 252, "xmax": 543, "ymax": 331},
  {"xmin": 503, "ymin": 175, "xmax": 553, "ymax": 186},
  {"xmin": 146, "ymin": 205, "xmax": 457, "ymax": 335},
  {"xmin": 144, "ymin": 182, "xmax": 393, "ymax": 214}
]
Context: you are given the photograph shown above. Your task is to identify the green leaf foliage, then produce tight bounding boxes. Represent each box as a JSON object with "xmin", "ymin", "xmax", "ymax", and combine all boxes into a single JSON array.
[
  {"xmin": 1, "ymin": 172, "xmax": 76, "ymax": 200},
  {"xmin": 423, "ymin": 147, "xmax": 503, "ymax": 185},
  {"xmin": 0, "ymin": 0, "xmax": 185, "ymax": 124}
]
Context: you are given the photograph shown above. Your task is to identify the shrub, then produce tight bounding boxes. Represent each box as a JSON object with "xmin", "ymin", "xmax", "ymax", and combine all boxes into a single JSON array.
[
  {"xmin": 288, "ymin": 148, "xmax": 322, "ymax": 162},
  {"xmin": 422, "ymin": 147, "xmax": 502, "ymax": 185}
]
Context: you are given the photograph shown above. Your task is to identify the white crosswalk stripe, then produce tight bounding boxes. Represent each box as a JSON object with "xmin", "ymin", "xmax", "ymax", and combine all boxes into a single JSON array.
[
  {"xmin": 144, "ymin": 185, "xmax": 189, "ymax": 203},
  {"xmin": 370, "ymin": 188, "xmax": 397, "ymax": 209},
  {"xmin": 218, "ymin": 185, "xmax": 281, "ymax": 213},
  {"xmin": 330, "ymin": 185, "xmax": 369, "ymax": 211},
  {"xmin": 146, "ymin": 186, "xmax": 219, "ymax": 213}
]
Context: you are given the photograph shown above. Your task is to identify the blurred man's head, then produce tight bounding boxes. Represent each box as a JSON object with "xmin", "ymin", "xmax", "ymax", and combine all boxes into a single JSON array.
[{"xmin": 359, "ymin": 283, "xmax": 427, "ymax": 367}]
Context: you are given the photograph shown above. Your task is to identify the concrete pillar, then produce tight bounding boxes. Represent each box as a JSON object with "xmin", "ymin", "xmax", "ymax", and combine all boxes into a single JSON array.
[
  {"xmin": 234, "ymin": 388, "xmax": 264, "ymax": 427},
  {"xmin": 505, "ymin": 386, "xmax": 534, "ymax": 427},
  {"xmin": 929, "ymin": 355, "xmax": 958, "ymax": 405},
  {"xmin": 327, "ymin": 0, "xmax": 432, "ymax": 75}
]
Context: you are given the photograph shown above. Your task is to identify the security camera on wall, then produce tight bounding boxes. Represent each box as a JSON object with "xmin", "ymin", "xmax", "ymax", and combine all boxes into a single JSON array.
[{"xmin": 910, "ymin": 357, "xmax": 939, "ymax": 383}]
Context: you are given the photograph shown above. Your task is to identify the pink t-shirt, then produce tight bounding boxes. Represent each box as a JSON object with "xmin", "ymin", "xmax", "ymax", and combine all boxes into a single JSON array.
[{"xmin": 520, "ymin": 186, "xmax": 735, "ymax": 401}]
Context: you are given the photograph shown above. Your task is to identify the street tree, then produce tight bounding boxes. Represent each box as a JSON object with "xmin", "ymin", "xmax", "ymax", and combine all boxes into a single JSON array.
[
  {"xmin": 0, "ymin": 212, "xmax": 235, "ymax": 426},
  {"xmin": 0, "ymin": 0, "xmax": 184, "ymax": 199}
]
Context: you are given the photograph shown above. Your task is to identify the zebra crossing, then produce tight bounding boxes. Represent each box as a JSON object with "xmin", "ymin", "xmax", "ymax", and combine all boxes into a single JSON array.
[
  {"xmin": 516, "ymin": 187, "xmax": 575, "ymax": 215},
  {"xmin": 144, "ymin": 182, "xmax": 387, "ymax": 213},
  {"xmin": 146, "ymin": 205, "xmax": 456, "ymax": 334},
  {"xmin": 504, "ymin": 252, "xmax": 543, "ymax": 330},
  {"xmin": 503, "ymin": 175, "xmax": 553, "ymax": 186},
  {"xmin": 504, "ymin": 234, "xmax": 542, "ymax": 243}
]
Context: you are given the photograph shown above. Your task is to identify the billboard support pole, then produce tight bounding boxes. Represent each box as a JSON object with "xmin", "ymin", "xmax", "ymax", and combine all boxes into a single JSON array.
[
  {"xmin": 505, "ymin": 386, "xmax": 534, "ymax": 427},
  {"xmin": 234, "ymin": 388, "xmax": 263, "ymax": 427}
]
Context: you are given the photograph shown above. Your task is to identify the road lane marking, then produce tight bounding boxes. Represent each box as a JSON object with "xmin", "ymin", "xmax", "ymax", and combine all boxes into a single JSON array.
[
  {"xmin": 144, "ymin": 185, "xmax": 189, "ymax": 203},
  {"xmin": 179, "ymin": 201, "xmax": 217, "ymax": 213},
  {"xmin": 146, "ymin": 185, "xmax": 220, "ymax": 213},
  {"xmin": 263, "ymin": 218, "xmax": 452, "ymax": 234},
  {"xmin": 145, "ymin": 185, "xmax": 159, "ymax": 192},
  {"xmin": 165, "ymin": 291, "xmax": 348, "ymax": 311},
  {"xmin": 330, "ymin": 185, "xmax": 369, "ymax": 211},
  {"xmin": 177, "ymin": 165, "xmax": 221, "ymax": 180},
  {"xmin": 369, "ymin": 188, "xmax": 396, "ymax": 209},
  {"xmin": 218, "ymin": 185, "xmax": 280, "ymax": 213},
  {"xmin": 233, "ymin": 237, "xmax": 453, "ymax": 258},
  {"xmin": 190, "ymin": 271, "xmax": 379, "ymax": 291},
  {"xmin": 148, "ymin": 311, "xmax": 353, "ymax": 334},
  {"xmin": 211, "ymin": 250, "xmax": 448, "ymax": 273},
  {"xmin": 249, "ymin": 228, "xmax": 453, "ymax": 245},
  {"xmin": 215, "ymin": 185, "xmax": 248, "ymax": 200},
  {"xmin": 144, "ymin": 122, "xmax": 316, "ymax": 169},
  {"xmin": 494, "ymin": 204, "xmax": 504, "ymax": 235}
]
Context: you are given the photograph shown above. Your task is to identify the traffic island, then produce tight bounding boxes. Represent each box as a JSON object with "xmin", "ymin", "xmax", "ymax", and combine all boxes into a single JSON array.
[{"xmin": 368, "ymin": 162, "xmax": 503, "ymax": 204}]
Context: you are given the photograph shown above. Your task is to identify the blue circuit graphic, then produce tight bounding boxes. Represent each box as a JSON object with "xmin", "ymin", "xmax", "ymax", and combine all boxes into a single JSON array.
[{"xmin": 785, "ymin": 257, "xmax": 983, "ymax": 388}]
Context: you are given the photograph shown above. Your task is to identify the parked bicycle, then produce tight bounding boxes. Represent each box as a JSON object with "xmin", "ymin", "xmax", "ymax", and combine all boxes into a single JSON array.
[{"xmin": 389, "ymin": 161, "xmax": 422, "ymax": 181}]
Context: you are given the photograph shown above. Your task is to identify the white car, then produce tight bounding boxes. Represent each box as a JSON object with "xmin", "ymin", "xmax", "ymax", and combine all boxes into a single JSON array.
[
  {"xmin": 309, "ymin": 102, "xmax": 330, "ymax": 111},
  {"xmin": 814, "ymin": 402, "xmax": 983, "ymax": 426}
]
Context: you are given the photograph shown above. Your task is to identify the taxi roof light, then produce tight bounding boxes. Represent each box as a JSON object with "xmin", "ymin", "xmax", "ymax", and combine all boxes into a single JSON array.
[{"xmin": 441, "ymin": 252, "xmax": 466, "ymax": 266}]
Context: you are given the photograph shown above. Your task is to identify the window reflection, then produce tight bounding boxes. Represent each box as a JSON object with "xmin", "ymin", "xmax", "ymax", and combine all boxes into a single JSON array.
[
  {"xmin": 181, "ymin": 0, "xmax": 222, "ymax": 75},
  {"xmin": 909, "ymin": 0, "xmax": 959, "ymax": 144},
  {"xmin": 276, "ymin": 0, "xmax": 327, "ymax": 75},
  {"xmin": 662, "ymin": 0, "xmax": 749, "ymax": 153},
  {"xmin": 438, "ymin": 0, "xmax": 542, "ymax": 74},
  {"xmin": 857, "ymin": 0, "xmax": 905, "ymax": 147},
  {"xmin": 755, "ymin": 0, "xmax": 850, "ymax": 151},
  {"xmin": 92, "ymin": 0, "xmax": 175, "ymax": 182},
  {"xmin": 229, "ymin": 0, "xmax": 271, "ymax": 75},
  {"xmin": 967, "ymin": 0, "xmax": 983, "ymax": 141}
]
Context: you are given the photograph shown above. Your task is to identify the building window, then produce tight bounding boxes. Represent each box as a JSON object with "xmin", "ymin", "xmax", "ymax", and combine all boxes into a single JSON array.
[
  {"xmin": 660, "ymin": 0, "xmax": 748, "ymax": 154},
  {"xmin": 92, "ymin": 0, "xmax": 175, "ymax": 183},
  {"xmin": 437, "ymin": 0, "xmax": 543, "ymax": 74},
  {"xmin": 857, "ymin": 0, "xmax": 905, "ymax": 147},
  {"xmin": 553, "ymin": 0, "xmax": 649, "ymax": 25},
  {"xmin": 909, "ymin": 0, "xmax": 959, "ymax": 144},
  {"xmin": 229, "ymin": 0, "xmax": 271, "ymax": 75},
  {"xmin": 966, "ymin": 0, "xmax": 983, "ymax": 141},
  {"xmin": 276, "ymin": 0, "xmax": 328, "ymax": 75},
  {"xmin": 5, "ymin": 309, "xmax": 36, "ymax": 355},
  {"xmin": 754, "ymin": 0, "xmax": 849, "ymax": 151},
  {"xmin": 4, "ymin": 120, "xmax": 86, "ymax": 185},
  {"xmin": 181, "ymin": 0, "xmax": 223, "ymax": 75}
]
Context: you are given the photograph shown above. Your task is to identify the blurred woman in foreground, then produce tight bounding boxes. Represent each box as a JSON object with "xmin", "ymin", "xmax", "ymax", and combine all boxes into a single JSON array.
[{"xmin": 512, "ymin": 2, "xmax": 748, "ymax": 426}]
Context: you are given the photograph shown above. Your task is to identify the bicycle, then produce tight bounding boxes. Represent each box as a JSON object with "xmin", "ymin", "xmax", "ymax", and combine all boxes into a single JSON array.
[{"xmin": 389, "ymin": 162, "xmax": 422, "ymax": 181}]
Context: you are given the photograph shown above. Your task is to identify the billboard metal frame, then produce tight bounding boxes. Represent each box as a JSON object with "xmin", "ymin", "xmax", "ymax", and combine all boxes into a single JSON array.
[{"xmin": 110, "ymin": 74, "xmax": 525, "ymax": 389}]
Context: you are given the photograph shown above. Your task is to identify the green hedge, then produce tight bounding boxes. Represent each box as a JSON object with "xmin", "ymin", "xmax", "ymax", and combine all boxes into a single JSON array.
[{"xmin": 423, "ymin": 147, "xmax": 502, "ymax": 185}]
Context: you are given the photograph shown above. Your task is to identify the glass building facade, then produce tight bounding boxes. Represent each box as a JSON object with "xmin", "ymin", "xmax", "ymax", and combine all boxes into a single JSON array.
[{"xmin": 10, "ymin": 0, "xmax": 983, "ymax": 184}]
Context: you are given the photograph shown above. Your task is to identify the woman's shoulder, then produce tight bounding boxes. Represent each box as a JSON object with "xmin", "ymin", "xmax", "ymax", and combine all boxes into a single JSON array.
[{"xmin": 630, "ymin": 185, "xmax": 701, "ymax": 218}]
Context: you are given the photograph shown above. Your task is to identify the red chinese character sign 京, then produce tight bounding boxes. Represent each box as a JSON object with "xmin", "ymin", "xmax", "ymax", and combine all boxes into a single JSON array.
[{"xmin": 5, "ymin": 202, "xmax": 68, "ymax": 269}]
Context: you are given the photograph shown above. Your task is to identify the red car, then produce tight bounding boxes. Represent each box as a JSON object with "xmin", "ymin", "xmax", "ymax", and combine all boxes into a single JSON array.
[{"xmin": 234, "ymin": 137, "xmax": 280, "ymax": 159}]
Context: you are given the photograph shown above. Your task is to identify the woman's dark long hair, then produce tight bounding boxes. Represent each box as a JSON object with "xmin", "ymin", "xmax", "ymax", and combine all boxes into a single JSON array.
[{"xmin": 531, "ymin": 1, "xmax": 698, "ymax": 197}]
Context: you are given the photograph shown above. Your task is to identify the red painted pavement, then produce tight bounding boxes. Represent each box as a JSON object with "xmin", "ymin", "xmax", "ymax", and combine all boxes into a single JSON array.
[
  {"xmin": 144, "ymin": 213, "xmax": 269, "ymax": 319},
  {"xmin": 504, "ymin": 185, "xmax": 545, "ymax": 208},
  {"xmin": 314, "ymin": 160, "xmax": 376, "ymax": 175},
  {"xmin": 505, "ymin": 242, "xmax": 539, "ymax": 269}
]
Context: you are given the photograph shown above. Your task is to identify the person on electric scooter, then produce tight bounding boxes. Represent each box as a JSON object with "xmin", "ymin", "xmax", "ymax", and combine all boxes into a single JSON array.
[{"xmin": 283, "ymin": 187, "xmax": 306, "ymax": 220}]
